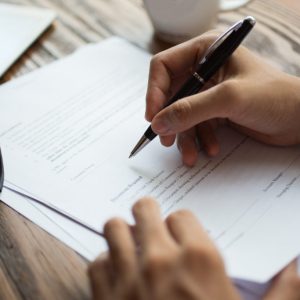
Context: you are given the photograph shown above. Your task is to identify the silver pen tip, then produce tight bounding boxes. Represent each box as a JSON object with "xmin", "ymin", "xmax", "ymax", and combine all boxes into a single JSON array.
[{"xmin": 129, "ymin": 135, "xmax": 151, "ymax": 158}]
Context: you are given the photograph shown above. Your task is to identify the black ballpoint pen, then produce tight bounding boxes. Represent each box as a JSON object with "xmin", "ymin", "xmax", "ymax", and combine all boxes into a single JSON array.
[{"xmin": 129, "ymin": 16, "xmax": 256, "ymax": 158}]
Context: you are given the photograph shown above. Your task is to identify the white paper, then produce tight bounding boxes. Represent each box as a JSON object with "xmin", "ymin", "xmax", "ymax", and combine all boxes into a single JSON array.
[
  {"xmin": 1, "ymin": 187, "xmax": 107, "ymax": 261},
  {"xmin": 0, "ymin": 3, "xmax": 55, "ymax": 76},
  {"xmin": 6, "ymin": 186, "xmax": 300, "ymax": 300},
  {"xmin": 0, "ymin": 37, "xmax": 299, "ymax": 282}
]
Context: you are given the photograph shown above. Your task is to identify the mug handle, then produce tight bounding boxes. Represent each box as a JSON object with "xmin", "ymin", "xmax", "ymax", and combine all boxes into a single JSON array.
[{"xmin": 220, "ymin": 0, "xmax": 253, "ymax": 11}]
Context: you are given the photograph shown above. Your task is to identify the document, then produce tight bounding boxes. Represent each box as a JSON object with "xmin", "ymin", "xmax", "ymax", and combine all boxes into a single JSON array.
[
  {"xmin": 2, "ymin": 187, "xmax": 107, "ymax": 260},
  {"xmin": 0, "ymin": 37, "xmax": 299, "ymax": 282},
  {"xmin": 5, "ymin": 188, "xmax": 299, "ymax": 300}
]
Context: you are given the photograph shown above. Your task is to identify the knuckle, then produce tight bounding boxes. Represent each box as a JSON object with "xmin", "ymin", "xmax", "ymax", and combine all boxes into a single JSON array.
[
  {"xmin": 142, "ymin": 251, "xmax": 173, "ymax": 281},
  {"xmin": 215, "ymin": 81, "xmax": 241, "ymax": 117},
  {"xmin": 169, "ymin": 100, "xmax": 192, "ymax": 124},
  {"xmin": 219, "ymin": 81, "xmax": 240, "ymax": 102},
  {"xmin": 150, "ymin": 53, "xmax": 164, "ymax": 69},
  {"xmin": 219, "ymin": 81, "xmax": 237, "ymax": 98},
  {"xmin": 183, "ymin": 244, "xmax": 222, "ymax": 269}
]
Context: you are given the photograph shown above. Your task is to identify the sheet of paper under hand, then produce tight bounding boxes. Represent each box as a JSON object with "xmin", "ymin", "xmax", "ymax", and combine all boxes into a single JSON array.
[
  {"xmin": 1, "ymin": 187, "xmax": 107, "ymax": 260},
  {"xmin": 0, "ymin": 37, "xmax": 299, "ymax": 282},
  {"xmin": 6, "ymin": 186, "xmax": 300, "ymax": 300}
]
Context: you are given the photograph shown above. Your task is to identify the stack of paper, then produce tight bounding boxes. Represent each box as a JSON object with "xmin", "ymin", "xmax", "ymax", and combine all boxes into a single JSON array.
[{"xmin": 0, "ymin": 38, "xmax": 299, "ymax": 299}]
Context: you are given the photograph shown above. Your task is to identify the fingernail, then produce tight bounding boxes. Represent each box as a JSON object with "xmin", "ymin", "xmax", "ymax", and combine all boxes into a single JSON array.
[{"xmin": 152, "ymin": 118, "xmax": 170, "ymax": 134}]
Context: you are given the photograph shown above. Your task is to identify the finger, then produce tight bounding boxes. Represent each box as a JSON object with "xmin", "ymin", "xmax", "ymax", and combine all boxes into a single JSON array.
[
  {"xmin": 263, "ymin": 260, "xmax": 300, "ymax": 300},
  {"xmin": 145, "ymin": 56, "xmax": 171, "ymax": 122},
  {"xmin": 88, "ymin": 256, "xmax": 113, "ymax": 300},
  {"xmin": 165, "ymin": 209, "xmax": 214, "ymax": 247},
  {"xmin": 177, "ymin": 128, "xmax": 198, "ymax": 167},
  {"xmin": 283, "ymin": 259, "xmax": 298, "ymax": 273},
  {"xmin": 197, "ymin": 121, "xmax": 220, "ymax": 157},
  {"xmin": 151, "ymin": 82, "xmax": 233, "ymax": 136},
  {"xmin": 104, "ymin": 218, "xmax": 136, "ymax": 277},
  {"xmin": 145, "ymin": 34, "xmax": 217, "ymax": 121},
  {"xmin": 132, "ymin": 197, "xmax": 175, "ymax": 251},
  {"xmin": 160, "ymin": 134, "xmax": 176, "ymax": 147}
]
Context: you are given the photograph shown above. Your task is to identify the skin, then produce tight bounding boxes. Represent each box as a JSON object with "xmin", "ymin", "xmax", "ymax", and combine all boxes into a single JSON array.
[
  {"xmin": 88, "ymin": 198, "xmax": 241, "ymax": 300},
  {"xmin": 88, "ymin": 34, "xmax": 300, "ymax": 298},
  {"xmin": 145, "ymin": 32, "xmax": 300, "ymax": 166},
  {"xmin": 88, "ymin": 198, "xmax": 300, "ymax": 300}
]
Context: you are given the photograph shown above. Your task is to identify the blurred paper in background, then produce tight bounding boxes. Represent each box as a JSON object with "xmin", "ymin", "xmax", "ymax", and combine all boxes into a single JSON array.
[{"xmin": 0, "ymin": 3, "xmax": 55, "ymax": 77}]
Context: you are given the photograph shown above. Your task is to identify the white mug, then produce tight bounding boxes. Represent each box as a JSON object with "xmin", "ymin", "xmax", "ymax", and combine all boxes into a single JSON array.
[{"xmin": 144, "ymin": 0, "xmax": 252, "ymax": 43}]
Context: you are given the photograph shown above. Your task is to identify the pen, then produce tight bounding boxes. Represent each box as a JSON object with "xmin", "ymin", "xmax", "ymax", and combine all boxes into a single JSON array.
[{"xmin": 129, "ymin": 16, "xmax": 256, "ymax": 158}]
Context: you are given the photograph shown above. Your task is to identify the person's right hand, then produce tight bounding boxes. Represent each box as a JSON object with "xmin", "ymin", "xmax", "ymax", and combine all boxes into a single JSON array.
[{"xmin": 145, "ymin": 32, "xmax": 300, "ymax": 166}]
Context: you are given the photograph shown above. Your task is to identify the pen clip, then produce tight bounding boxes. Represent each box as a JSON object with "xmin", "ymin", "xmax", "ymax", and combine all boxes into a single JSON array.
[{"xmin": 199, "ymin": 19, "xmax": 244, "ymax": 64}]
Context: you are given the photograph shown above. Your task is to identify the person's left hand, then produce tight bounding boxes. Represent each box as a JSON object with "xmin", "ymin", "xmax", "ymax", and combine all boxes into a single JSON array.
[
  {"xmin": 88, "ymin": 198, "xmax": 300, "ymax": 300},
  {"xmin": 88, "ymin": 197, "xmax": 240, "ymax": 300}
]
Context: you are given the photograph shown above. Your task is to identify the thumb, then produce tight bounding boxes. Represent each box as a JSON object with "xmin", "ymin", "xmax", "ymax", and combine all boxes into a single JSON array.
[{"xmin": 151, "ymin": 82, "xmax": 234, "ymax": 135}]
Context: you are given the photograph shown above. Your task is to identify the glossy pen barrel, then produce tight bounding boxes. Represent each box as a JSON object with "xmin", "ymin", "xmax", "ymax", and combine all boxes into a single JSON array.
[
  {"xmin": 198, "ymin": 18, "xmax": 255, "ymax": 81},
  {"xmin": 130, "ymin": 17, "xmax": 256, "ymax": 157},
  {"xmin": 145, "ymin": 76, "xmax": 204, "ymax": 140}
]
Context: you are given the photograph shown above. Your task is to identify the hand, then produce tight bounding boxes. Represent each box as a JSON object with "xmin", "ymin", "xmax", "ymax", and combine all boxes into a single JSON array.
[
  {"xmin": 88, "ymin": 198, "xmax": 300, "ymax": 300},
  {"xmin": 145, "ymin": 33, "xmax": 300, "ymax": 166},
  {"xmin": 88, "ymin": 198, "xmax": 241, "ymax": 300},
  {"xmin": 263, "ymin": 260, "xmax": 300, "ymax": 300}
]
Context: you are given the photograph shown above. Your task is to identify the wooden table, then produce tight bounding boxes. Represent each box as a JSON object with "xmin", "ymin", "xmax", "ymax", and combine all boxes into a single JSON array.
[{"xmin": 0, "ymin": 0, "xmax": 300, "ymax": 299}]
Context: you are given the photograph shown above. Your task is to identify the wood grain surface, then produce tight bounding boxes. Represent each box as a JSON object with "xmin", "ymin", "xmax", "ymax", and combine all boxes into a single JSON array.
[{"xmin": 0, "ymin": 0, "xmax": 300, "ymax": 299}]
